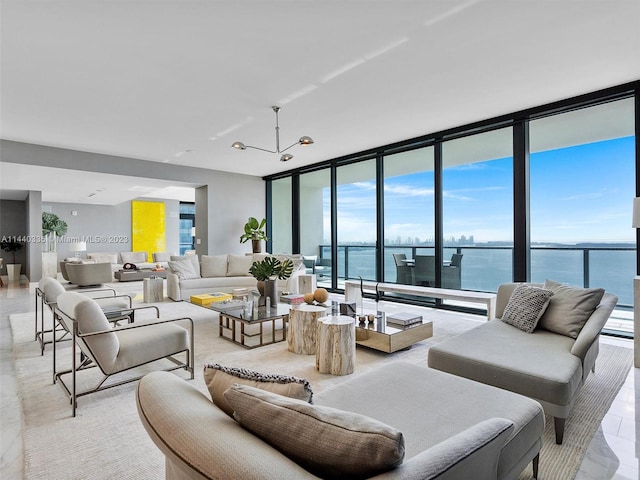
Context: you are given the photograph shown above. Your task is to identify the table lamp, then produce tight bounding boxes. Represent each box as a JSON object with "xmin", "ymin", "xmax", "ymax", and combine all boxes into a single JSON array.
[{"xmin": 69, "ymin": 241, "xmax": 87, "ymax": 259}]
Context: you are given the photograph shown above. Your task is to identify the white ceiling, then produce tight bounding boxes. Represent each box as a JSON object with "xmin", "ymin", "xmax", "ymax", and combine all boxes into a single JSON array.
[{"xmin": 1, "ymin": 0, "xmax": 639, "ymax": 204}]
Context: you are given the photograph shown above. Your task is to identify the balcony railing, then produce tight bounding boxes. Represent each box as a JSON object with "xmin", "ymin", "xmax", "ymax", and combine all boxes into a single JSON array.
[{"xmin": 315, "ymin": 244, "xmax": 636, "ymax": 309}]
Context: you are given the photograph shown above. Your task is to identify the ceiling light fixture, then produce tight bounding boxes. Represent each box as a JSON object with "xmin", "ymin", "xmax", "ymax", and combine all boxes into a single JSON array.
[{"xmin": 231, "ymin": 106, "xmax": 313, "ymax": 162}]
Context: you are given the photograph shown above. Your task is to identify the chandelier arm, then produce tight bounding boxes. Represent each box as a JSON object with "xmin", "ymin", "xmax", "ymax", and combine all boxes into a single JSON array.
[
  {"xmin": 243, "ymin": 145, "xmax": 278, "ymax": 154},
  {"xmin": 279, "ymin": 141, "xmax": 301, "ymax": 153}
]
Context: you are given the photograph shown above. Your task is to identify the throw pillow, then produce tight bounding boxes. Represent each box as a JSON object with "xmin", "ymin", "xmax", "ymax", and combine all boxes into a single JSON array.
[
  {"xmin": 200, "ymin": 255, "xmax": 228, "ymax": 278},
  {"xmin": 168, "ymin": 258, "xmax": 200, "ymax": 279},
  {"xmin": 224, "ymin": 384, "xmax": 405, "ymax": 479},
  {"xmin": 227, "ymin": 254, "xmax": 253, "ymax": 277},
  {"xmin": 501, "ymin": 285, "xmax": 554, "ymax": 333},
  {"xmin": 538, "ymin": 279, "xmax": 605, "ymax": 338},
  {"xmin": 203, "ymin": 364, "xmax": 313, "ymax": 418},
  {"xmin": 170, "ymin": 254, "xmax": 200, "ymax": 277},
  {"xmin": 120, "ymin": 251, "xmax": 147, "ymax": 264}
]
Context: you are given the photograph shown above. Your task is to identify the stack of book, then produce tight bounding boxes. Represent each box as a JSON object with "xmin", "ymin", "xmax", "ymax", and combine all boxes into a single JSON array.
[
  {"xmin": 386, "ymin": 312, "xmax": 423, "ymax": 326},
  {"xmin": 190, "ymin": 292, "xmax": 233, "ymax": 306},
  {"xmin": 280, "ymin": 294, "xmax": 305, "ymax": 305}
]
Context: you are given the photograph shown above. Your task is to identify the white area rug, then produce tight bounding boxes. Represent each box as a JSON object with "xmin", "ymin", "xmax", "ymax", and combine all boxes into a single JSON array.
[{"xmin": 10, "ymin": 297, "xmax": 632, "ymax": 480}]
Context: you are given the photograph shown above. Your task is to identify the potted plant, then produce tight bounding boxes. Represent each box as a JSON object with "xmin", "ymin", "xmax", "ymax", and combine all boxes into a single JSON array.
[
  {"xmin": 42, "ymin": 212, "xmax": 68, "ymax": 252},
  {"xmin": 239, "ymin": 217, "xmax": 268, "ymax": 253},
  {"xmin": 1, "ymin": 240, "xmax": 24, "ymax": 282},
  {"xmin": 249, "ymin": 256, "xmax": 293, "ymax": 306}
]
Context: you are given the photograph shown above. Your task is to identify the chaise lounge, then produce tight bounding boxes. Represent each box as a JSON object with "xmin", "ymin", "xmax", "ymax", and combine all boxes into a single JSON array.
[{"xmin": 428, "ymin": 281, "xmax": 618, "ymax": 444}]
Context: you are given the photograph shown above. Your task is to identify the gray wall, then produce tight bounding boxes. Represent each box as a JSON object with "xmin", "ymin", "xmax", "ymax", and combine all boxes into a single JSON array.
[
  {"xmin": 43, "ymin": 198, "xmax": 181, "ymax": 263},
  {"xmin": 2, "ymin": 140, "xmax": 266, "ymax": 279},
  {"xmin": 0, "ymin": 199, "xmax": 28, "ymax": 272}
]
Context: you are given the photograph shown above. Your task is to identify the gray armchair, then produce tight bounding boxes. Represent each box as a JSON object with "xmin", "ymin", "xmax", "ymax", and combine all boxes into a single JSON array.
[
  {"xmin": 65, "ymin": 262, "xmax": 113, "ymax": 287},
  {"xmin": 55, "ymin": 291, "xmax": 194, "ymax": 416},
  {"xmin": 35, "ymin": 277, "xmax": 132, "ymax": 356}
]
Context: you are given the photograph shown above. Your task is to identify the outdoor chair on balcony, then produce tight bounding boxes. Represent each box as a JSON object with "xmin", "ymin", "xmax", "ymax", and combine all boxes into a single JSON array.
[
  {"xmin": 54, "ymin": 291, "xmax": 194, "ymax": 416},
  {"xmin": 302, "ymin": 255, "xmax": 318, "ymax": 274},
  {"xmin": 442, "ymin": 253, "xmax": 463, "ymax": 289},
  {"xmin": 393, "ymin": 253, "xmax": 414, "ymax": 285},
  {"xmin": 413, "ymin": 255, "xmax": 436, "ymax": 287}
]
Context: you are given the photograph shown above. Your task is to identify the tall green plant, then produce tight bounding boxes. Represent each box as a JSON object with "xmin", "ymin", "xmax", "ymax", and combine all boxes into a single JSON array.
[
  {"xmin": 0, "ymin": 240, "xmax": 23, "ymax": 264},
  {"xmin": 239, "ymin": 217, "xmax": 268, "ymax": 243},
  {"xmin": 42, "ymin": 212, "xmax": 68, "ymax": 237}
]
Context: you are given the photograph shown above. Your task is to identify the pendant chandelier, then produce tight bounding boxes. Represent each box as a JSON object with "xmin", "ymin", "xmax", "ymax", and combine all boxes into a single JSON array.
[{"xmin": 231, "ymin": 106, "xmax": 314, "ymax": 162}]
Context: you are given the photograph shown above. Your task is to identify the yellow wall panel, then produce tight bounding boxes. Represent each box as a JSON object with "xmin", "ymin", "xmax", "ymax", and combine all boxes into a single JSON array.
[{"xmin": 132, "ymin": 201, "xmax": 166, "ymax": 261}]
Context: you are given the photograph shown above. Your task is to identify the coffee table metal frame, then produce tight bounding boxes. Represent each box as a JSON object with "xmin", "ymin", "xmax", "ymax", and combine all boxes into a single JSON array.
[
  {"xmin": 213, "ymin": 304, "xmax": 289, "ymax": 349},
  {"xmin": 354, "ymin": 312, "xmax": 433, "ymax": 353}
]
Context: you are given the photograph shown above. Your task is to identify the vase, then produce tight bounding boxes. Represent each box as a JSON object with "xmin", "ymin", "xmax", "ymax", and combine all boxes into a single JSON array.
[
  {"xmin": 7, "ymin": 264, "xmax": 21, "ymax": 282},
  {"xmin": 251, "ymin": 239, "xmax": 262, "ymax": 253},
  {"xmin": 46, "ymin": 232, "xmax": 57, "ymax": 252},
  {"xmin": 263, "ymin": 279, "xmax": 278, "ymax": 308}
]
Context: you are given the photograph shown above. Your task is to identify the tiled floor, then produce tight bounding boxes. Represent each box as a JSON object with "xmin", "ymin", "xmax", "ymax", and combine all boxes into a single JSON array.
[{"xmin": 0, "ymin": 279, "xmax": 638, "ymax": 479}]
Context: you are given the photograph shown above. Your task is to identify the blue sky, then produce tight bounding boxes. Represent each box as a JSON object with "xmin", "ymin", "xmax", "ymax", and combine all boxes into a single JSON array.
[{"xmin": 329, "ymin": 136, "xmax": 635, "ymax": 244}]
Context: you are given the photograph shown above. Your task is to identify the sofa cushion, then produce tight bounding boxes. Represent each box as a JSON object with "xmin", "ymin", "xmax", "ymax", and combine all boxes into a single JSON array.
[
  {"xmin": 428, "ymin": 319, "xmax": 581, "ymax": 407},
  {"xmin": 168, "ymin": 258, "xmax": 200, "ymax": 280},
  {"xmin": 227, "ymin": 254, "xmax": 253, "ymax": 277},
  {"xmin": 501, "ymin": 284, "xmax": 554, "ymax": 333},
  {"xmin": 204, "ymin": 364, "xmax": 313, "ymax": 418},
  {"xmin": 152, "ymin": 252, "xmax": 171, "ymax": 262},
  {"xmin": 224, "ymin": 384, "xmax": 405, "ymax": 479},
  {"xmin": 121, "ymin": 251, "xmax": 147, "ymax": 264},
  {"xmin": 87, "ymin": 252, "xmax": 118, "ymax": 264},
  {"xmin": 539, "ymin": 279, "xmax": 605, "ymax": 338},
  {"xmin": 170, "ymin": 255, "xmax": 200, "ymax": 277},
  {"xmin": 201, "ymin": 255, "xmax": 228, "ymax": 278}
]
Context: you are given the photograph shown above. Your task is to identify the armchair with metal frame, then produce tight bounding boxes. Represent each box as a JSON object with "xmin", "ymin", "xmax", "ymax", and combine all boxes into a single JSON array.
[
  {"xmin": 54, "ymin": 291, "xmax": 194, "ymax": 416},
  {"xmin": 35, "ymin": 277, "xmax": 134, "ymax": 356}
]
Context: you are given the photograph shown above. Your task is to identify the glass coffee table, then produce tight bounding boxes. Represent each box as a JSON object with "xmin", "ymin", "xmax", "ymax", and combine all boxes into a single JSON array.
[
  {"xmin": 207, "ymin": 301, "xmax": 289, "ymax": 349},
  {"xmin": 354, "ymin": 311, "xmax": 433, "ymax": 353}
]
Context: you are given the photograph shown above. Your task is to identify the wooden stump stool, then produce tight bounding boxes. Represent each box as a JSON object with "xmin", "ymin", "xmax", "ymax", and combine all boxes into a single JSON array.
[
  {"xmin": 315, "ymin": 315, "xmax": 356, "ymax": 376},
  {"xmin": 288, "ymin": 304, "xmax": 327, "ymax": 354}
]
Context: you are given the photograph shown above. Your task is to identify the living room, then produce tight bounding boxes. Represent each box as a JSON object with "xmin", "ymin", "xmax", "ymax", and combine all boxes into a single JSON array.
[{"xmin": 1, "ymin": 1, "xmax": 639, "ymax": 479}]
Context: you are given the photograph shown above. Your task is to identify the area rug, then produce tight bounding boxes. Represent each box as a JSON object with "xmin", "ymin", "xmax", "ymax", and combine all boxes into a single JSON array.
[{"xmin": 10, "ymin": 301, "xmax": 633, "ymax": 480}]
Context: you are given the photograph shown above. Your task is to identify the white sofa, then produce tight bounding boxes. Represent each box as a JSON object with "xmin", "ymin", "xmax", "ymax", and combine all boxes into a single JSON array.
[{"xmin": 166, "ymin": 253, "xmax": 305, "ymax": 302}]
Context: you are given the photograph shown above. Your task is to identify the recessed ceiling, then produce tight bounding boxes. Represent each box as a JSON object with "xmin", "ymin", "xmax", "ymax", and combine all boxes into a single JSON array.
[{"xmin": 1, "ymin": 0, "xmax": 639, "ymax": 203}]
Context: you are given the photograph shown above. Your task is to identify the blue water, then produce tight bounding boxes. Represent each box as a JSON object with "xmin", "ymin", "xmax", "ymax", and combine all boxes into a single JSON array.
[{"xmin": 321, "ymin": 246, "xmax": 635, "ymax": 307}]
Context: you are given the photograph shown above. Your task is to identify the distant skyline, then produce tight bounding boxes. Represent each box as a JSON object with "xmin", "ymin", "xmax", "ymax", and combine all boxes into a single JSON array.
[{"xmin": 328, "ymin": 136, "xmax": 635, "ymax": 244}]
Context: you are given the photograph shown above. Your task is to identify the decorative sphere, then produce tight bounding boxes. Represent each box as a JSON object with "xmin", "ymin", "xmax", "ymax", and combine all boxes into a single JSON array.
[
  {"xmin": 303, "ymin": 293, "xmax": 315, "ymax": 305},
  {"xmin": 313, "ymin": 288, "xmax": 329, "ymax": 304}
]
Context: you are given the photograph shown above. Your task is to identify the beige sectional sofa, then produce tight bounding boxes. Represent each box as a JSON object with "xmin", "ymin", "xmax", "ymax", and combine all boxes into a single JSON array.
[
  {"xmin": 137, "ymin": 362, "xmax": 545, "ymax": 480},
  {"xmin": 166, "ymin": 253, "xmax": 305, "ymax": 301}
]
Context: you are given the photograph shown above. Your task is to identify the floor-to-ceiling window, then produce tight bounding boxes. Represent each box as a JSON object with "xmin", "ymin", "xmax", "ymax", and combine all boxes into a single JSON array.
[
  {"xmin": 442, "ymin": 127, "xmax": 514, "ymax": 293},
  {"xmin": 265, "ymin": 83, "xmax": 638, "ymax": 328},
  {"xmin": 270, "ymin": 177, "xmax": 292, "ymax": 254},
  {"xmin": 530, "ymin": 98, "xmax": 636, "ymax": 321},
  {"xmin": 383, "ymin": 147, "xmax": 435, "ymax": 285},
  {"xmin": 178, "ymin": 202, "xmax": 195, "ymax": 255},
  {"xmin": 337, "ymin": 159, "xmax": 377, "ymax": 286},
  {"xmin": 299, "ymin": 169, "xmax": 331, "ymax": 286}
]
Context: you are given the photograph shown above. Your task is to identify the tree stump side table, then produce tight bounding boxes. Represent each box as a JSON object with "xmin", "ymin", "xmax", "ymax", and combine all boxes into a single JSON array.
[
  {"xmin": 287, "ymin": 304, "xmax": 327, "ymax": 354},
  {"xmin": 315, "ymin": 315, "xmax": 356, "ymax": 375}
]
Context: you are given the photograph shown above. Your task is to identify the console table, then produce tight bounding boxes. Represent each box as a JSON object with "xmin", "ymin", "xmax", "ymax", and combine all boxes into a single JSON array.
[{"xmin": 344, "ymin": 280, "xmax": 497, "ymax": 320}]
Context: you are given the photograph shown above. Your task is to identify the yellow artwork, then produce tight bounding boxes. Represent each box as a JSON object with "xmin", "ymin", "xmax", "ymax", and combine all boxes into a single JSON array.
[{"xmin": 132, "ymin": 200, "xmax": 166, "ymax": 261}]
